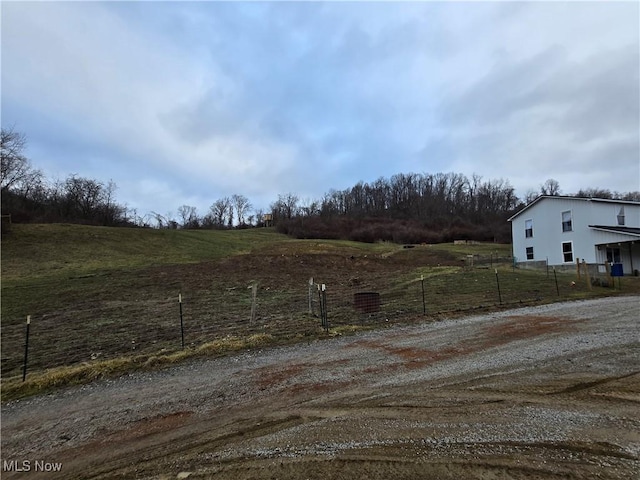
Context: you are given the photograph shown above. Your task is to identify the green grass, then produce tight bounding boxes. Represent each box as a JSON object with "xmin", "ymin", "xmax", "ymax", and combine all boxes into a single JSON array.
[{"xmin": 1, "ymin": 224, "xmax": 292, "ymax": 280}]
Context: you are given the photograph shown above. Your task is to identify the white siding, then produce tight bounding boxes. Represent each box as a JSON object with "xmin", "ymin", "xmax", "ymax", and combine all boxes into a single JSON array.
[{"xmin": 511, "ymin": 198, "xmax": 640, "ymax": 268}]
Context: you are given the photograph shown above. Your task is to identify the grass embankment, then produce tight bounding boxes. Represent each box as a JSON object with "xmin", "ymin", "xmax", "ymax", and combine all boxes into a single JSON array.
[
  {"xmin": 1, "ymin": 223, "xmax": 285, "ymax": 279},
  {"xmin": 2, "ymin": 224, "xmax": 636, "ymax": 401},
  {"xmin": 1, "ymin": 225, "xmax": 400, "ymax": 399}
]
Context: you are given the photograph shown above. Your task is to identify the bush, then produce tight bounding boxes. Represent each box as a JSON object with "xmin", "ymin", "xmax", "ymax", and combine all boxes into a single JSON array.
[{"xmin": 276, "ymin": 214, "xmax": 508, "ymax": 245}]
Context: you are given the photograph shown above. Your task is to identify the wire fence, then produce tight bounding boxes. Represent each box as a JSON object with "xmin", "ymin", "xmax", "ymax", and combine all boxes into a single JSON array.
[{"xmin": 0, "ymin": 262, "xmax": 615, "ymax": 381}]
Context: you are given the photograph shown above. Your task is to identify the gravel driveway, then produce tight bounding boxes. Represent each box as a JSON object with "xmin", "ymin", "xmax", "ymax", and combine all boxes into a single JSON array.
[{"xmin": 2, "ymin": 296, "xmax": 639, "ymax": 479}]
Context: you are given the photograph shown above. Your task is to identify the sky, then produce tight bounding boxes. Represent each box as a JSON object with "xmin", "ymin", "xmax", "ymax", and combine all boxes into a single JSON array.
[{"xmin": 2, "ymin": 1, "xmax": 639, "ymax": 221}]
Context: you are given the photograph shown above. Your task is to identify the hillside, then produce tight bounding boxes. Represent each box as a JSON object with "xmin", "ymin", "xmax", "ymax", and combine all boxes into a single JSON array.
[
  {"xmin": 2, "ymin": 223, "xmax": 632, "ymax": 401},
  {"xmin": 1, "ymin": 224, "xmax": 292, "ymax": 280}
]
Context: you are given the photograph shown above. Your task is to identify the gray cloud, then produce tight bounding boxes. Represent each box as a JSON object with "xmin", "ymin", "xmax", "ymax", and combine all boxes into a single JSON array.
[{"xmin": 2, "ymin": 1, "xmax": 638, "ymax": 218}]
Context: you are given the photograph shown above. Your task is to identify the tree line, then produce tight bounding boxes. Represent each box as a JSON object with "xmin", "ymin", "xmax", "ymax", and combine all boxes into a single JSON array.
[
  {"xmin": 1, "ymin": 128, "xmax": 128, "ymax": 226},
  {"xmin": 270, "ymin": 174, "xmax": 520, "ymax": 243},
  {"xmin": 269, "ymin": 175, "xmax": 639, "ymax": 244},
  {"xmin": 2, "ymin": 128, "xmax": 639, "ymax": 243}
]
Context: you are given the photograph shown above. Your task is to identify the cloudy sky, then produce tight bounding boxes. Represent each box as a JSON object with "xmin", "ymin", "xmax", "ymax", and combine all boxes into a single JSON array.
[{"xmin": 2, "ymin": 1, "xmax": 639, "ymax": 219}]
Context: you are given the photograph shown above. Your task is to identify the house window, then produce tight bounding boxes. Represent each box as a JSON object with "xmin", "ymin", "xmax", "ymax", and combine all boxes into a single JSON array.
[
  {"xmin": 562, "ymin": 241, "xmax": 573, "ymax": 262},
  {"xmin": 526, "ymin": 246, "xmax": 534, "ymax": 260},
  {"xmin": 562, "ymin": 210, "xmax": 572, "ymax": 232},
  {"xmin": 606, "ymin": 247, "xmax": 621, "ymax": 264},
  {"xmin": 617, "ymin": 206, "xmax": 625, "ymax": 226},
  {"xmin": 525, "ymin": 219, "xmax": 533, "ymax": 238}
]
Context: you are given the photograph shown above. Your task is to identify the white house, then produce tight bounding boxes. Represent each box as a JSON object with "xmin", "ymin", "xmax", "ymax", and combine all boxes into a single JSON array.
[{"xmin": 508, "ymin": 196, "xmax": 640, "ymax": 275}]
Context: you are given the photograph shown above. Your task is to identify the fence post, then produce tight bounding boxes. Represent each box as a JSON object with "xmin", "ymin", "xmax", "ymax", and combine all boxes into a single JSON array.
[
  {"xmin": 22, "ymin": 315, "xmax": 31, "ymax": 382},
  {"xmin": 318, "ymin": 284, "xmax": 329, "ymax": 332},
  {"xmin": 582, "ymin": 260, "xmax": 592, "ymax": 290},
  {"xmin": 553, "ymin": 267, "xmax": 560, "ymax": 296},
  {"xmin": 546, "ymin": 257, "xmax": 549, "ymax": 278},
  {"xmin": 420, "ymin": 274, "xmax": 426, "ymax": 314},
  {"xmin": 317, "ymin": 284, "xmax": 324, "ymax": 329},
  {"xmin": 322, "ymin": 284, "xmax": 329, "ymax": 332},
  {"xmin": 495, "ymin": 269, "xmax": 503, "ymax": 305},
  {"xmin": 250, "ymin": 283, "xmax": 258, "ymax": 323},
  {"xmin": 576, "ymin": 258, "xmax": 581, "ymax": 280},
  {"xmin": 179, "ymin": 293, "xmax": 185, "ymax": 349},
  {"xmin": 308, "ymin": 277, "xmax": 314, "ymax": 315}
]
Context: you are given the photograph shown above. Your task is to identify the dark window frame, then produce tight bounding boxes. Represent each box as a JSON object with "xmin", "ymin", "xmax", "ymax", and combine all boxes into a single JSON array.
[
  {"xmin": 562, "ymin": 210, "xmax": 572, "ymax": 232},
  {"xmin": 617, "ymin": 206, "xmax": 625, "ymax": 226},
  {"xmin": 525, "ymin": 219, "xmax": 533, "ymax": 238}
]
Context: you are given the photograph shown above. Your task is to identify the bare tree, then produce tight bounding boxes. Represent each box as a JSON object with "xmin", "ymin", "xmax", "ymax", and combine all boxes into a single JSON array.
[
  {"xmin": 523, "ymin": 189, "xmax": 538, "ymax": 204},
  {"xmin": 253, "ymin": 207, "xmax": 265, "ymax": 226},
  {"xmin": 177, "ymin": 205, "xmax": 199, "ymax": 229},
  {"xmin": 299, "ymin": 197, "xmax": 320, "ymax": 217},
  {"xmin": 63, "ymin": 175, "xmax": 105, "ymax": 220},
  {"xmin": 232, "ymin": 194, "xmax": 252, "ymax": 226},
  {"xmin": 271, "ymin": 193, "xmax": 299, "ymax": 222},
  {"xmin": 150, "ymin": 211, "xmax": 167, "ymax": 228},
  {"xmin": 1, "ymin": 127, "xmax": 42, "ymax": 195},
  {"xmin": 621, "ymin": 191, "xmax": 640, "ymax": 202},
  {"xmin": 227, "ymin": 204, "xmax": 234, "ymax": 228},
  {"xmin": 540, "ymin": 179, "xmax": 561, "ymax": 196},
  {"xmin": 575, "ymin": 187, "xmax": 613, "ymax": 199},
  {"xmin": 210, "ymin": 197, "xmax": 232, "ymax": 228}
]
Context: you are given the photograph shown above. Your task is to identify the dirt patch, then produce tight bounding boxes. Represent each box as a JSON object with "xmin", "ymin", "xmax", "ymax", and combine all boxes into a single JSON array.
[
  {"xmin": 103, "ymin": 411, "xmax": 194, "ymax": 443},
  {"xmin": 256, "ymin": 363, "xmax": 309, "ymax": 389},
  {"xmin": 485, "ymin": 314, "xmax": 578, "ymax": 341}
]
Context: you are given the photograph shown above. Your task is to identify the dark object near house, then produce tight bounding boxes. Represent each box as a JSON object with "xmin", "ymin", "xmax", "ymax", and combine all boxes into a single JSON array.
[
  {"xmin": 354, "ymin": 292, "xmax": 381, "ymax": 313},
  {"xmin": 611, "ymin": 263, "xmax": 624, "ymax": 277}
]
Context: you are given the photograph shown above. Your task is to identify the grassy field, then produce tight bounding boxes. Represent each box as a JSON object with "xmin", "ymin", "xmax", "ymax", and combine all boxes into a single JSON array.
[{"xmin": 1, "ymin": 223, "xmax": 636, "ymax": 400}]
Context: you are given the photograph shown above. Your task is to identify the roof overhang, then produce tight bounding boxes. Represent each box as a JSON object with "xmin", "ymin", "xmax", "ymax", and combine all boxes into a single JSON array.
[{"xmin": 589, "ymin": 225, "xmax": 640, "ymax": 242}]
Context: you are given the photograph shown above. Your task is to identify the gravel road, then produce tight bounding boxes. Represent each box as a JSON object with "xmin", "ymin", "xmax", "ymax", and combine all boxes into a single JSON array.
[{"xmin": 2, "ymin": 296, "xmax": 639, "ymax": 479}]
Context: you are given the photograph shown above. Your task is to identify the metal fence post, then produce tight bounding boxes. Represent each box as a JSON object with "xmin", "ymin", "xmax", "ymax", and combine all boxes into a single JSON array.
[
  {"xmin": 319, "ymin": 284, "xmax": 329, "ymax": 332},
  {"xmin": 495, "ymin": 269, "xmax": 503, "ymax": 305},
  {"xmin": 179, "ymin": 293, "xmax": 185, "ymax": 349},
  {"xmin": 324, "ymin": 284, "xmax": 329, "ymax": 332},
  {"xmin": 22, "ymin": 315, "xmax": 31, "ymax": 382},
  {"xmin": 421, "ymin": 274, "xmax": 426, "ymax": 314}
]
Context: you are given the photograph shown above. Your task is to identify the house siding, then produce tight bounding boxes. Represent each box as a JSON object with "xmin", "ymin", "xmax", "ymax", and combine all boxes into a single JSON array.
[{"xmin": 510, "ymin": 197, "xmax": 640, "ymax": 273}]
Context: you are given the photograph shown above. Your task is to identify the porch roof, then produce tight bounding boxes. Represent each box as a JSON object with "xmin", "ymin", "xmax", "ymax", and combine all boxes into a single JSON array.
[{"xmin": 589, "ymin": 225, "xmax": 640, "ymax": 239}]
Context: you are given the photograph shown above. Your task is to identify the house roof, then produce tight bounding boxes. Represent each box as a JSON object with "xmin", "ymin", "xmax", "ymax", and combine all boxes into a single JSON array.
[
  {"xmin": 589, "ymin": 225, "xmax": 640, "ymax": 237},
  {"xmin": 508, "ymin": 195, "xmax": 640, "ymax": 222}
]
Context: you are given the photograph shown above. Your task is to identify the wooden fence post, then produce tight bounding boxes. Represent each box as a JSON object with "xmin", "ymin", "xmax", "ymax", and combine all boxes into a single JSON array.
[
  {"xmin": 576, "ymin": 258, "xmax": 581, "ymax": 280},
  {"xmin": 582, "ymin": 260, "xmax": 592, "ymax": 290}
]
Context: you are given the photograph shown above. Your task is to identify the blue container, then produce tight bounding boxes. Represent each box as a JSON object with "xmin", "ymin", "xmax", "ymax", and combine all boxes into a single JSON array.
[{"xmin": 611, "ymin": 263, "xmax": 624, "ymax": 277}]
